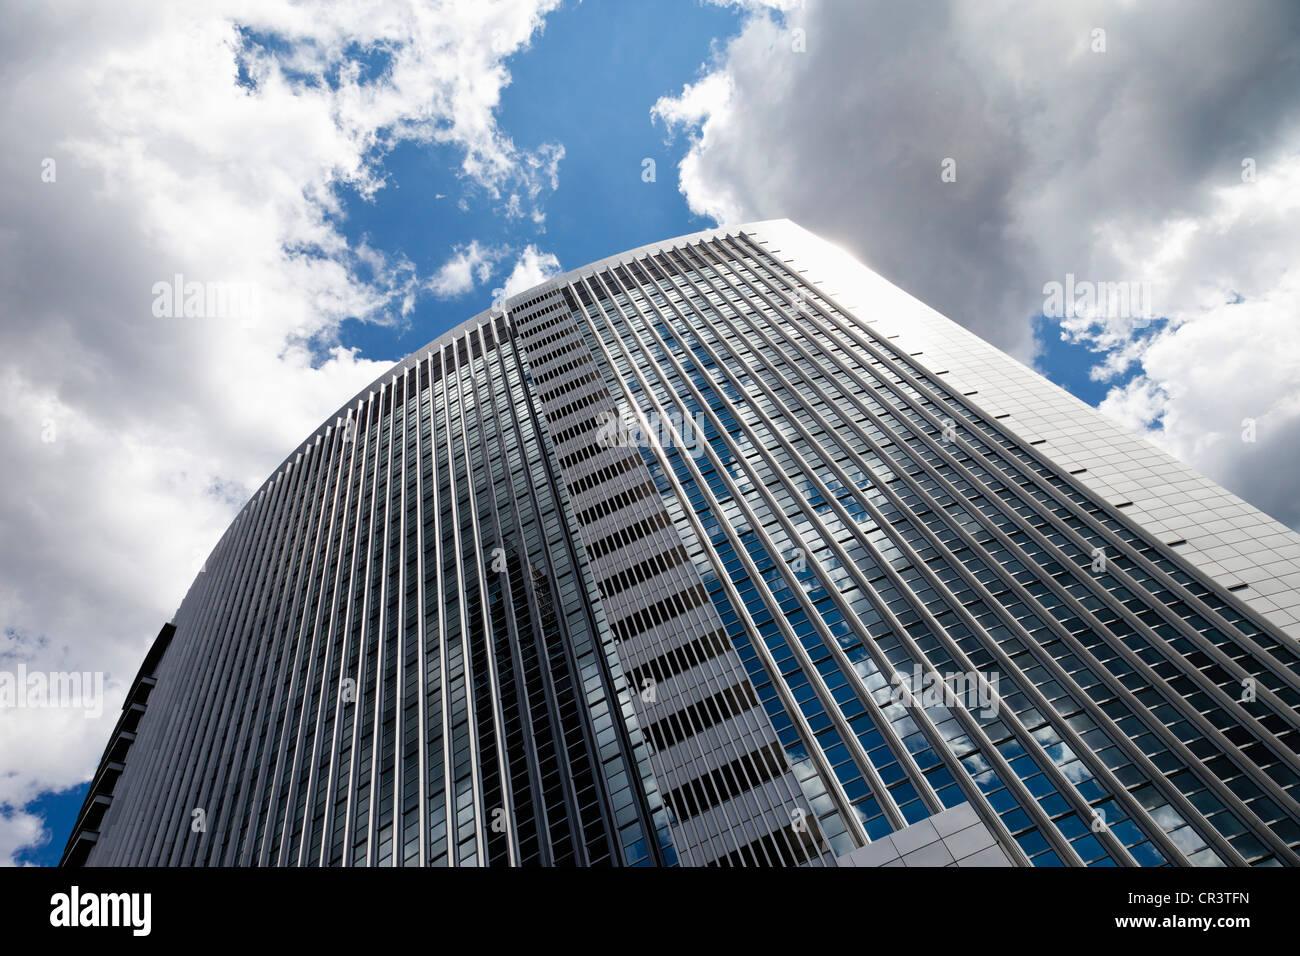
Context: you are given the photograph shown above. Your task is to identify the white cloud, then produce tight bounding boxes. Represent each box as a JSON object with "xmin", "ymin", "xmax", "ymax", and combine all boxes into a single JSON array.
[
  {"xmin": 701, "ymin": 0, "xmax": 804, "ymax": 10},
  {"xmin": 494, "ymin": 245, "xmax": 563, "ymax": 303},
  {"xmin": 653, "ymin": 72, "xmax": 732, "ymax": 133},
  {"xmin": 1089, "ymin": 156, "xmax": 1300, "ymax": 526},
  {"xmin": 0, "ymin": 0, "xmax": 563, "ymax": 864},
  {"xmin": 0, "ymin": 806, "xmax": 45, "ymax": 868},
  {"xmin": 652, "ymin": 0, "xmax": 1300, "ymax": 529},
  {"xmin": 427, "ymin": 241, "xmax": 506, "ymax": 298}
]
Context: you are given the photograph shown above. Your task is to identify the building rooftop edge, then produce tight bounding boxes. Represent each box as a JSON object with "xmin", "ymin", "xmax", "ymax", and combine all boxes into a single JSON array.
[{"xmin": 211, "ymin": 219, "xmax": 793, "ymax": 554}]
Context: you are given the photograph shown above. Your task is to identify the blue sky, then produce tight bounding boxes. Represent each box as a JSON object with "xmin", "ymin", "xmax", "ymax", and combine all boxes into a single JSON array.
[
  {"xmin": 11, "ymin": 788, "xmax": 85, "ymax": 867},
  {"xmin": 335, "ymin": 0, "xmax": 747, "ymax": 366},
  {"xmin": 7, "ymin": 0, "xmax": 1298, "ymax": 867}
]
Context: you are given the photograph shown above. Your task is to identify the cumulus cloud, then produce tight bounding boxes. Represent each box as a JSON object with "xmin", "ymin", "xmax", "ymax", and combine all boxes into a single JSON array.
[
  {"xmin": 701, "ymin": 0, "xmax": 804, "ymax": 10},
  {"xmin": 494, "ymin": 245, "xmax": 564, "ymax": 303},
  {"xmin": 0, "ymin": 806, "xmax": 45, "ymax": 868},
  {"xmin": 653, "ymin": 0, "xmax": 1300, "ymax": 528},
  {"xmin": 427, "ymin": 241, "xmax": 506, "ymax": 298},
  {"xmin": 1090, "ymin": 160, "xmax": 1300, "ymax": 526},
  {"xmin": 0, "ymin": 0, "xmax": 563, "ymax": 864}
]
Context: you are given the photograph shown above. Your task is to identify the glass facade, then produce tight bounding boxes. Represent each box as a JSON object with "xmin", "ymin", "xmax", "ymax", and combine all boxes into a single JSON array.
[{"xmin": 66, "ymin": 223, "xmax": 1300, "ymax": 867}]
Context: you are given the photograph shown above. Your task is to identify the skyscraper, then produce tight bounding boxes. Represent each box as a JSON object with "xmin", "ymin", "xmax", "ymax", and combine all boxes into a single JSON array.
[{"xmin": 64, "ymin": 220, "xmax": 1300, "ymax": 868}]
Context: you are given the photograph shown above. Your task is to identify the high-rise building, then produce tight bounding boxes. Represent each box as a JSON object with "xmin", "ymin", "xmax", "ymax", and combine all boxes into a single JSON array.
[{"xmin": 64, "ymin": 220, "xmax": 1300, "ymax": 868}]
